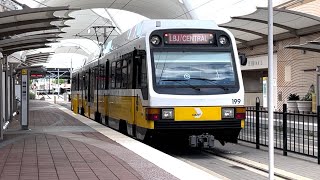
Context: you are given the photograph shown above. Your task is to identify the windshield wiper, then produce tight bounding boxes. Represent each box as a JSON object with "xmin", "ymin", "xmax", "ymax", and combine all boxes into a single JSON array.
[
  {"xmin": 189, "ymin": 77, "xmax": 229, "ymax": 91},
  {"xmin": 160, "ymin": 79, "xmax": 200, "ymax": 91}
]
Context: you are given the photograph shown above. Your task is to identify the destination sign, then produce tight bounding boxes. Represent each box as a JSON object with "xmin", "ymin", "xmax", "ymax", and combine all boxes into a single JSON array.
[
  {"xmin": 164, "ymin": 33, "xmax": 214, "ymax": 44},
  {"xmin": 30, "ymin": 74, "xmax": 44, "ymax": 78}
]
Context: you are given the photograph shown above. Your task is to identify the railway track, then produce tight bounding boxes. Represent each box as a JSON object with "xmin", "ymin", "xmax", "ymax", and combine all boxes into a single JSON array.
[
  {"xmin": 154, "ymin": 141, "xmax": 310, "ymax": 180},
  {"xmin": 203, "ymin": 149, "xmax": 289, "ymax": 180}
]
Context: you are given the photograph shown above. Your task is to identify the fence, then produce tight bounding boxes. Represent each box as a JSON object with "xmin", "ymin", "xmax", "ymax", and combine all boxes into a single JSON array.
[{"xmin": 239, "ymin": 102, "xmax": 320, "ymax": 164}]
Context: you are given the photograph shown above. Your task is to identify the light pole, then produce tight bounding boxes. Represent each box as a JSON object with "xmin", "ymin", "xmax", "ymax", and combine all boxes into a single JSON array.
[{"xmin": 267, "ymin": 0, "xmax": 274, "ymax": 179}]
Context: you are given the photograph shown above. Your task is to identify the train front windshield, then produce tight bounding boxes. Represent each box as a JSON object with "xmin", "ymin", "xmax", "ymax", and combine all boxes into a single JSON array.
[{"xmin": 153, "ymin": 51, "xmax": 236, "ymax": 87}]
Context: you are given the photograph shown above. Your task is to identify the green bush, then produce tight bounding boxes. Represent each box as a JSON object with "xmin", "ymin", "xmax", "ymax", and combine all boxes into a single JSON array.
[
  {"xmin": 302, "ymin": 84, "xmax": 314, "ymax": 101},
  {"xmin": 288, "ymin": 93, "xmax": 299, "ymax": 100}
]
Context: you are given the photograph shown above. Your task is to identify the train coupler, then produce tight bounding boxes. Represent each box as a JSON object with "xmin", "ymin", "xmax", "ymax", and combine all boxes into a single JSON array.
[{"xmin": 189, "ymin": 134, "xmax": 214, "ymax": 148}]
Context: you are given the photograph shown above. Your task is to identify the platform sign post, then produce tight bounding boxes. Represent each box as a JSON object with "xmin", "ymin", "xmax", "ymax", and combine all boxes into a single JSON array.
[{"xmin": 21, "ymin": 69, "xmax": 29, "ymax": 130}]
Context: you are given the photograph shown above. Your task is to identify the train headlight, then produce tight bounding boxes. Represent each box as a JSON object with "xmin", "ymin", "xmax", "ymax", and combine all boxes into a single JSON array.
[
  {"xmin": 222, "ymin": 108, "xmax": 234, "ymax": 118},
  {"xmin": 218, "ymin": 35, "xmax": 228, "ymax": 45},
  {"xmin": 150, "ymin": 35, "xmax": 161, "ymax": 46},
  {"xmin": 162, "ymin": 109, "xmax": 174, "ymax": 120}
]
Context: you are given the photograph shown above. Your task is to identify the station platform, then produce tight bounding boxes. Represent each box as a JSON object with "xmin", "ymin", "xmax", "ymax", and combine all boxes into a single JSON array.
[
  {"xmin": 0, "ymin": 100, "xmax": 221, "ymax": 180},
  {"xmin": 1, "ymin": 100, "xmax": 320, "ymax": 180}
]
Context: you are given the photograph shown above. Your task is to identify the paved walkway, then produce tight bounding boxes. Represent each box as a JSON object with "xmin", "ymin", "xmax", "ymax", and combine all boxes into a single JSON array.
[
  {"xmin": 0, "ymin": 100, "xmax": 178, "ymax": 180},
  {"xmin": 210, "ymin": 140, "xmax": 320, "ymax": 180}
]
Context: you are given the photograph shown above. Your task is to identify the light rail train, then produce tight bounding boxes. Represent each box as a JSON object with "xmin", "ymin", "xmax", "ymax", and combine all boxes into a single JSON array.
[{"xmin": 71, "ymin": 20, "xmax": 247, "ymax": 147}]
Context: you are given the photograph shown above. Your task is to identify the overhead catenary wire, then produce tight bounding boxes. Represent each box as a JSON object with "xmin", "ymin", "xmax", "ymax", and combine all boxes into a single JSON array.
[
  {"xmin": 30, "ymin": 0, "xmax": 49, "ymax": 7},
  {"xmin": 75, "ymin": 0, "xmax": 134, "ymax": 66},
  {"xmin": 76, "ymin": 0, "xmax": 118, "ymax": 38},
  {"xmin": 79, "ymin": 0, "xmax": 133, "ymax": 42}
]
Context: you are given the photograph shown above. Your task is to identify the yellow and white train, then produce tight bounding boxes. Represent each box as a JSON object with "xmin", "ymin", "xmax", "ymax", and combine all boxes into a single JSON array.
[{"xmin": 71, "ymin": 20, "xmax": 247, "ymax": 147}]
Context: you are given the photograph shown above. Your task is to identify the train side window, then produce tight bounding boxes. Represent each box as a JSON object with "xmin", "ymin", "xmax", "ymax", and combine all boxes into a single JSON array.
[
  {"xmin": 75, "ymin": 76, "xmax": 78, "ymax": 91},
  {"xmin": 86, "ymin": 70, "xmax": 90, "ymax": 100},
  {"xmin": 71, "ymin": 76, "xmax": 75, "ymax": 91},
  {"xmin": 99, "ymin": 64, "xmax": 105, "ymax": 90},
  {"xmin": 141, "ymin": 54, "xmax": 147, "ymax": 88},
  {"xmin": 116, "ymin": 61, "xmax": 122, "ymax": 88},
  {"xmin": 77, "ymin": 74, "xmax": 79, "ymax": 91},
  {"xmin": 81, "ymin": 73, "xmax": 84, "ymax": 91},
  {"xmin": 136, "ymin": 51, "xmax": 147, "ymax": 89},
  {"xmin": 90, "ymin": 69, "xmax": 95, "ymax": 102},
  {"xmin": 105, "ymin": 61, "xmax": 110, "ymax": 90},
  {"xmin": 122, "ymin": 60, "xmax": 128, "ymax": 89},
  {"xmin": 127, "ymin": 58, "xmax": 132, "ymax": 88},
  {"xmin": 79, "ymin": 73, "xmax": 82, "ymax": 91},
  {"xmin": 111, "ymin": 62, "xmax": 116, "ymax": 89}
]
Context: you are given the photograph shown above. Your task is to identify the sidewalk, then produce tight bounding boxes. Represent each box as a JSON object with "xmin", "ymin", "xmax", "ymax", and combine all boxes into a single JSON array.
[
  {"xmin": 0, "ymin": 100, "xmax": 220, "ymax": 180},
  {"xmin": 211, "ymin": 140, "xmax": 320, "ymax": 179},
  {"xmin": 0, "ymin": 101, "xmax": 177, "ymax": 180}
]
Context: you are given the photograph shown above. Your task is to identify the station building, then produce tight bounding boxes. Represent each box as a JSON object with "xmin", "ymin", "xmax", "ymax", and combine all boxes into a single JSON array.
[{"xmin": 223, "ymin": 0, "xmax": 320, "ymax": 110}]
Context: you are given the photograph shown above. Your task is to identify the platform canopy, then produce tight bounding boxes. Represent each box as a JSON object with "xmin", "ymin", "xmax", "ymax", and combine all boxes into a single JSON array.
[
  {"xmin": 0, "ymin": 6, "xmax": 76, "ymax": 56},
  {"xmin": 285, "ymin": 40, "xmax": 320, "ymax": 53},
  {"xmin": 220, "ymin": 7, "xmax": 320, "ymax": 49},
  {"xmin": 25, "ymin": 52, "xmax": 53, "ymax": 65},
  {"xmin": 39, "ymin": 0, "xmax": 190, "ymax": 19}
]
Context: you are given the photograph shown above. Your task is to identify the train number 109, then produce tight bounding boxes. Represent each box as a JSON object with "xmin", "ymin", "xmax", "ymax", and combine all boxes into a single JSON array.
[{"xmin": 232, "ymin": 99, "xmax": 241, "ymax": 104}]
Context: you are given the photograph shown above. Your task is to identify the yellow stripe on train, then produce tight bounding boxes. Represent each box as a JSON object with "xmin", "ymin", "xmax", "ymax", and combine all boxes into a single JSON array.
[{"xmin": 174, "ymin": 107, "xmax": 221, "ymax": 121}]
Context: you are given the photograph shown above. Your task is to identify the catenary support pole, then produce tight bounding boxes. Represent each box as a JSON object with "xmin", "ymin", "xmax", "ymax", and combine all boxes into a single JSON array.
[{"xmin": 268, "ymin": 0, "xmax": 274, "ymax": 179}]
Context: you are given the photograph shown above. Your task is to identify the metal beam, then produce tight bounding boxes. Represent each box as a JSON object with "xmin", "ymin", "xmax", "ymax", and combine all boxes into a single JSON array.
[
  {"xmin": 2, "ymin": 41, "xmax": 54, "ymax": 53},
  {"xmin": 0, "ymin": 6, "xmax": 76, "ymax": 18},
  {"xmin": 0, "ymin": 38, "xmax": 58, "ymax": 49},
  {"xmin": 220, "ymin": 26, "xmax": 268, "ymax": 39},
  {"xmin": 232, "ymin": 17, "xmax": 298, "ymax": 35},
  {"xmin": 0, "ymin": 17, "xmax": 73, "ymax": 30},
  {"xmin": 26, "ymin": 58, "xmax": 49, "ymax": 63},
  {"xmin": 0, "ymin": 34, "xmax": 61, "ymax": 47},
  {"xmin": 0, "ymin": 25, "xmax": 68, "ymax": 38},
  {"xmin": 310, "ymin": 41, "xmax": 320, "ymax": 45},
  {"xmin": 235, "ymin": 38, "xmax": 251, "ymax": 48},
  {"xmin": 286, "ymin": 46, "xmax": 320, "ymax": 53},
  {"xmin": 26, "ymin": 58, "xmax": 50, "ymax": 63},
  {"xmin": 3, "ymin": 45, "xmax": 50, "ymax": 55},
  {"xmin": 26, "ymin": 52, "xmax": 54, "ymax": 58},
  {"xmin": 26, "ymin": 56, "xmax": 51, "ymax": 60},
  {"xmin": 259, "ymin": 7, "xmax": 320, "ymax": 23}
]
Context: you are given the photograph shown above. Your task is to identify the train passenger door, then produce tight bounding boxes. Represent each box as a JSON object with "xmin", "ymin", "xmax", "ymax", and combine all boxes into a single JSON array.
[
  {"xmin": 133, "ymin": 50, "xmax": 148, "ymax": 138},
  {"xmin": 80, "ymin": 72, "xmax": 85, "ymax": 115}
]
